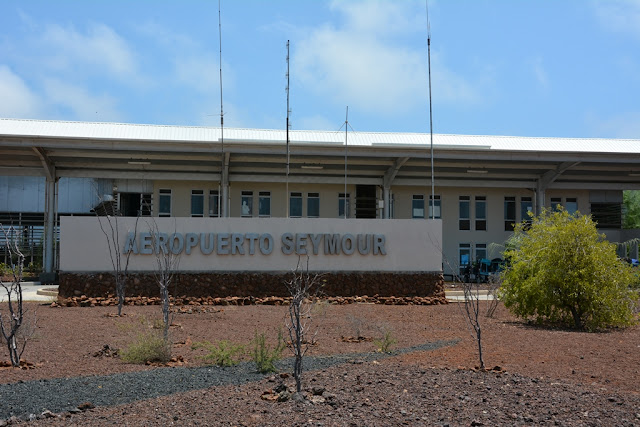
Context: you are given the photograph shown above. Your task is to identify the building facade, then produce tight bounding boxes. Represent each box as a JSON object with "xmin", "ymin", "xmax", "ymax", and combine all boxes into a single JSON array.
[{"xmin": 1, "ymin": 118, "xmax": 639, "ymax": 282}]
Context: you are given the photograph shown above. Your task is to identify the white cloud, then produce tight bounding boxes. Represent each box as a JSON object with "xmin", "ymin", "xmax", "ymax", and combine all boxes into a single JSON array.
[
  {"xmin": 41, "ymin": 23, "xmax": 139, "ymax": 79},
  {"xmin": 294, "ymin": 0, "xmax": 479, "ymax": 115},
  {"xmin": 530, "ymin": 56, "xmax": 549, "ymax": 91},
  {"xmin": 593, "ymin": 0, "xmax": 640, "ymax": 39},
  {"xmin": 0, "ymin": 65, "xmax": 42, "ymax": 118},
  {"xmin": 175, "ymin": 55, "xmax": 222, "ymax": 93},
  {"xmin": 43, "ymin": 79, "xmax": 122, "ymax": 122}
]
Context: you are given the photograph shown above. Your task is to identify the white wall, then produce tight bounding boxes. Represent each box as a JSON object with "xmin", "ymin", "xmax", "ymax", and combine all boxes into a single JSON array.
[{"xmin": 60, "ymin": 217, "xmax": 443, "ymax": 273}]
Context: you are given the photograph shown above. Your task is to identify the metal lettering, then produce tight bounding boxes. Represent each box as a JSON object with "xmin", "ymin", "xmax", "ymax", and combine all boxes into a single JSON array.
[
  {"xmin": 245, "ymin": 233, "xmax": 259, "ymax": 255},
  {"xmin": 281, "ymin": 232, "xmax": 294, "ymax": 255},
  {"xmin": 170, "ymin": 233, "xmax": 184, "ymax": 255},
  {"xmin": 357, "ymin": 234, "xmax": 371, "ymax": 255},
  {"xmin": 260, "ymin": 233, "xmax": 273, "ymax": 254},
  {"xmin": 185, "ymin": 233, "xmax": 198, "ymax": 255},
  {"xmin": 341, "ymin": 234, "xmax": 355, "ymax": 255},
  {"xmin": 295, "ymin": 233, "xmax": 307, "ymax": 255},
  {"xmin": 231, "ymin": 233, "xmax": 245, "ymax": 255},
  {"xmin": 309, "ymin": 233, "xmax": 322, "ymax": 255},
  {"xmin": 217, "ymin": 233, "xmax": 230, "ymax": 255},
  {"xmin": 373, "ymin": 234, "xmax": 386, "ymax": 255},
  {"xmin": 200, "ymin": 233, "xmax": 215, "ymax": 255}
]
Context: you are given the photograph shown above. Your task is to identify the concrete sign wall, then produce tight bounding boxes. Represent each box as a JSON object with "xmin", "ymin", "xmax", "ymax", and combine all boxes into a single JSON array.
[{"xmin": 60, "ymin": 217, "xmax": 442, "ymax": 272}]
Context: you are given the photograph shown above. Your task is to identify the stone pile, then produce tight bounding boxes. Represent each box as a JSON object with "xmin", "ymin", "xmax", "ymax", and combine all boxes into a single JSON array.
[{"xmin": 55, "ymin": 293, "xmax": 448, "ymax": 308}]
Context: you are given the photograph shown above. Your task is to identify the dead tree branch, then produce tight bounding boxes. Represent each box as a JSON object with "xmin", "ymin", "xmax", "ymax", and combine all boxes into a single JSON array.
[
  {"xmin": 0, "ymin": 224, "xmax": 34, "ymax": 367},
  {"xmin": 284, "ymin": 256, "xmax": 321, "ymax": 395}
]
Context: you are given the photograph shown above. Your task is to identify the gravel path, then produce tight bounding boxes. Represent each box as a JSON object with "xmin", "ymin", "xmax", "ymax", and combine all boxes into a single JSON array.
[{"xmin": 0, "ymin": 340, "xmax": 458, "ymax": 420}]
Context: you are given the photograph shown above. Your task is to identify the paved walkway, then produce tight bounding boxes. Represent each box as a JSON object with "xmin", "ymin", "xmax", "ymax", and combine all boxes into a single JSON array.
[
  {"xmin": 444, "ymin": 289, "xmax": 495, "ymax": 302},
  {"xmin": 0, "ymin": 282, "xmax": 59, "ymax": 303}
]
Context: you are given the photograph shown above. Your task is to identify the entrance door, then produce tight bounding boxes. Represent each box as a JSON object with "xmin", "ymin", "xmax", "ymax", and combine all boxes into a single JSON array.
[{"xmin": 355, "ymin": 185, "xmax": 377, "ymax": 218}]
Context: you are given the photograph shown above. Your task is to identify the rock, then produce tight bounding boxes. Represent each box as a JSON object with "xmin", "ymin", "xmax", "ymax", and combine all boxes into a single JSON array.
[
  {"xmin": 40, "ymin": 410, "xmax": 56, "ymax": 418},
  {"xmin": 274, "ymin": 383, "xmax": 288, "ymax": 393},
  {"xmin": 312, "ymin": 386, "xmax": 326, "ymax": 396},
  {"xmin": 77, "ymin": 402, "xmax": 95, "ymax": 411},
  {"xmin": 277, "ymin": 390, "xmax": 291, "ymax": 402}
]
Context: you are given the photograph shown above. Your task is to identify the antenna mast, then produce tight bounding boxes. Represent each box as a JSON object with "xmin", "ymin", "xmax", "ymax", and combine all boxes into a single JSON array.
[
  {"xmin": 344, "ymin": 106, "xmax": 348, "ymax": 219},
  {"xmin": 427, "ymin": 1, "xmax": 435, "ymax": 220},
  {"xmin": 218, "ymin": 0, "xmax": 226, "ymax": 217},
  {"xmin": 286, "ymin": 40, "xmax": 291, "ymax": 218}
]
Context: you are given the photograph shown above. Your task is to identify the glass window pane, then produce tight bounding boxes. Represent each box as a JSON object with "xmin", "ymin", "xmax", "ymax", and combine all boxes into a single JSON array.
[
  {"xmin": 566, "ymin": 198, "xmax": 578, "ymax": 215},
  {"xmin": 159, "ymin": 195, "xmax": 171, "ymax": 216},
  {"xmin": 290, "ymin": 194, "xmax": 302, "ymax": 217},
  {"xmin": 307, "ymin": 194, "xmax": 319, "ymax": 217},
  {"xmin": 241, "ymin": 192, "xmax": 253, "ymax": 217},
  {"xmin": 412, "ymin": 195, "xmax": 424, "ymax": 219},
  {"xmin": 259, "ymin": 192, "xmax": 271, "ymax": 217},
  {"xmin": 209, "ymin": 191, "xmax": 219, "ymax": 217},
  {"xmin": 191, "ymin": 191, "xmax": 204, "ymax": 217}
]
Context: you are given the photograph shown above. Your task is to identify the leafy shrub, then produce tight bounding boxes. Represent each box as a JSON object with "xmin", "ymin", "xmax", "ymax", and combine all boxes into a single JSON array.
[
  {"xmin": 192, "ymin": 340, "xmax": 244, "ymax": 367},
  {"xmin": 252, "ymin": 330, "xmax": 286, "ymax": 373},
  {"xmin": 374, "ymin": 330, "xmax": 396, "ymax": 353},
  {"xmin": 121, "ymin": 331, "xmax": 171, "ymax": 364},
  {"xmin": 500, "ymin": 208, "xmax": 638, "ymax": 330}
]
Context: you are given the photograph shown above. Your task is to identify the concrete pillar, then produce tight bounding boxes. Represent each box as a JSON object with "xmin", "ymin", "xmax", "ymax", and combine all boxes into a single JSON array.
[
  {"xmin": 535, "ymin": 181, "xmax": 545, "ymax": 216},
  {"xmin": 221, "ymin": 182, "xmax": 229, "ymax": 217},
  {"xmin": 383, "ymin": 186, "xmax": 390, "ymax": 219},
  {"xmin": 40, "ymin": 177, "xmax": 57, "ymax": 282}
]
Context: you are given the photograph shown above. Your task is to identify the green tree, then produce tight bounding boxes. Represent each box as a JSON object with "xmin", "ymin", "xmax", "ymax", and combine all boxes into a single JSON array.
[
  {"xmin": 500, "ymin": 209, "xmax": 637, "ymax": 330},
  {"xmin": 623, "ymin": 190, "xmax": 640, "ymax": 229}
]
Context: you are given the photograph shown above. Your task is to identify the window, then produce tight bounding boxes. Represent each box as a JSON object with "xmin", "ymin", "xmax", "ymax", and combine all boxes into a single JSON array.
[
  {"xmin": 158, "ymin": 189, "xmax": 171, "ymax": 217},
  {"xmin": 459, "ymin": 243, "xmax": 471, "ymax": 267},
  {"xmin": 429, "ymin": 195, "xmax": 441, "ymax": 219},
  {"xmin": 566, "ymin": 198, "xmax": 578, "ymax": 215},
  {"xmin": 475, "ymin": 196, "xmax": 486, "ymax": 231},
  {"xmin": 591, "ymin": 203, "xmax": 622, "ymax": 228},
  {"xmin": 241, "ymin": 191, "xmax": 253, "ymax": 217},
  {"xmin": 339, "ymin": 193, "xmax": 350, "ymax": 218},
  {"xmin": 140, "ymin": 194, "xmax": 152, "ymax": 217},
  {"xmin": 475, "ymin": 243, "xmax": 487, "ymax": 261},
  {"xmin": 412, "ymin": 195, "xmax": 425, "ymax": 219},
  {"xmin": 258, "ymin": 191, "xmax": 271, "ymax": 217},
  {"xmin": 521, "ymin": 197, "xmax": 533, "ymax": 223},
  {"xmin": 209, "ymin": 190, "xmax": 220, "ymax": 217},
  {"xmin": 191, "ymin": 190, "xmax": 204, "ymax": 217},
  {"xmin": 504, "ymin": 196, "xmax": 516, "ymax": 231},
  {"xmin": 307, "ymin": 193, "xmax": 319, "ymax": 218},
  {"xmin": 290, "ymin": 192, "xmax": 302, "ymax": 217},
  {"xmin": 551, "ymin": 197, "xmax": 562, "ymax": 212},
  {"xmin": 459, "ymin": 196, "xmax": 470, "ymax": 230}
]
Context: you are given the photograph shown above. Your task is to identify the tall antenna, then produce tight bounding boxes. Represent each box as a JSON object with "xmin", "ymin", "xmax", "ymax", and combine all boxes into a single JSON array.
[
  {"xmin": 218, "ymin": 0, "xmax": 226, "ymax": 217},
  {"xmin": 427, "ymin": 0, "xmax": 435, "ymax": 220},
  {"xmin": 344, "ymin": 106, "xmax": 349, "ymax": 219},
  {"xmin": 286, "ymin": 40, "xmax": 291, "ymax": 218}
]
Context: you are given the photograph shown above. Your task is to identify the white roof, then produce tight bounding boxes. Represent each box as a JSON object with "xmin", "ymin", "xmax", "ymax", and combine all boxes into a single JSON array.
[{"xmin": 0, "ymin": 118, "xmax": 639, "ymax": 154}]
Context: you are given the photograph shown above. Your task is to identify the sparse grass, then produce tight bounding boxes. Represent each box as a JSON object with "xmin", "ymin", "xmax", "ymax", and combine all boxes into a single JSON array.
[
  {"xmin": 192, "ymin": 340, "xmax": 244, "ymax": 367},
  {"xmin": 120, "ymin": 331, "xmax": 171, "ymax": 364},
  {"xmin": 252, "ymin": 330, "xmax": 286, "ymax": 373}
]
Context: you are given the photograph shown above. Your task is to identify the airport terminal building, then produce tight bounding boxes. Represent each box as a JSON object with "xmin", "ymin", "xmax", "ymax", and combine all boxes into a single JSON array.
[{"xmin": 1, "ymin": 118, "xmax": 639, "ymax": 296}]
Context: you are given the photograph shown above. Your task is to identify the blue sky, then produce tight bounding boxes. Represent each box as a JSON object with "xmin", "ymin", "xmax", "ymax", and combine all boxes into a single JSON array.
[{"xmin": 1, "ymin": 0, "xmax": 639, "ymax": 138}]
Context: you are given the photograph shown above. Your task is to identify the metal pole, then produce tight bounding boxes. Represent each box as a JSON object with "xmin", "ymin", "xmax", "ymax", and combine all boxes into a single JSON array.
[
  {"xmin": 344, "ymin": 106, "xmax": 348, "ymax": 219},
  {"xmin": 427, "ymin": 4, "xmax": 435, "ymax": 220},
  {"xmin": 286, "ymin": 40, "xmax": 290, "ymax": 218}
]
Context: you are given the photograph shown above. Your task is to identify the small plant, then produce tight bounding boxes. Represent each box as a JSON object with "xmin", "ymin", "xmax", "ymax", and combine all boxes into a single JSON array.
[
  {"xmin": 121, "ymin": 331, "xmax": 171, "ymax": 364},
  {"xmin": 192, "ymin": 340, "xmax": 244, "ymax": 367},
  {"xmin": 346, "ymin": 314, "xmax": 365, "ymax": 338},
  {"xmin": 252, "ymin": 330, "xmax": 286, "ymax": 373},
  {"xmin": 374, "ymin": 330, "xmax": 396, "ymax": 353}
]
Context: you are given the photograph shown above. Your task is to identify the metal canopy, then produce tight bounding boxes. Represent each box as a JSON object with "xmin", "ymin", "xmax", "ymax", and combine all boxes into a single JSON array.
[{"xmin": 1, "ymin": 118, "xmax": 640, "ymax": 190}]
